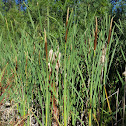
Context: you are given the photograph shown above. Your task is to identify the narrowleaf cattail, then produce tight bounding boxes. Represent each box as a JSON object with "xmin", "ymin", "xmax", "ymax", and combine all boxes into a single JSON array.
[
  {"xmin": 44, "ymin": 28, "xmax": 48, "ymax": 62},
  {"xmin": 94, "ymin": 17, "xmax": 98, "ymax": 51},
  {"xmin": 65, "ymin": 8, "xmax": 69, "ymax": 43},
  {"xmin": 108, "ymin": 18, "xmax": 113, "ymax": 45},
  {"xmin": 48, "ymin": 47, "xmax": 61, "ymax": 126}
]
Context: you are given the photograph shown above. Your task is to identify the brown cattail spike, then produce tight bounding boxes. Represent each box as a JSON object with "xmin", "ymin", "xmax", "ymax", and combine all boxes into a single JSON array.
[
  {"xmin": 44, "ymin": 28, "xmax": 48, "ymax": 62},
  {"xmin": 108, "ymin": 18, "xmax": 113, "ymax": 45},
  {"xmin": 65, "ymin": 8, "xmax": 69, "ymax": 43},
  {"xmin": 94, "ymin": 17, "xmax": 98, "ymax": 51}
]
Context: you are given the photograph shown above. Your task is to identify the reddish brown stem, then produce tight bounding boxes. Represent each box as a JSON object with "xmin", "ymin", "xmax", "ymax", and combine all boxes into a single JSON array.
[
  {"xmin": 108, "ymin": 18, "xmax": 113, "ymax": 45},
  {"xmin": 65, "ymin": 8, "xmax": 69, "ymax": 44},
  {"xmin": 94, "ymin": 17, "xmax": 98, "ymax": 51}
]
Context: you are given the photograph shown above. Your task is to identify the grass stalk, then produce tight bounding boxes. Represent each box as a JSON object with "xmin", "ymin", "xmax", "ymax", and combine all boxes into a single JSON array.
[
  {"xmin": 64, "ymin": 33, "xmax": 67, "ymax": 126},
  {"xmin": 116, "ymin": 88, "xmax": 119, "ymax": 126},
  {"xmin": 44, "ymin": 28, "xmax": 49, "ymax": 126},
  {"xmin": 63, "ymin": 7, "xmax": 69, "ymax": 126}
]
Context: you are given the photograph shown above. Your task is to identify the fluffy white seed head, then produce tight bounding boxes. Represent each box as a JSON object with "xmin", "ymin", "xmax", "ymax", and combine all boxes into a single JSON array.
[
  {"xmin": 123, "ymin": 71, "xmax": 126, "ymax": 77},
  {"xmin": 48, "ymin": 47, "xmax": 61, "ymax": 73}
]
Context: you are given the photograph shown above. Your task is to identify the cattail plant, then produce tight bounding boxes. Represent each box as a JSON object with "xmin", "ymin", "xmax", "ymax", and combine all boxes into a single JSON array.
[
  {"xmin": 94, "ymin": 16, "xmax": 98, "ymax": 53},
  {"xmin": 101, "ymin": 17, "xmax": 114, "ymax": 126},
  {"xmin": 108, "ymin": 18, "xmax": 113, "ymax": 45},
  {"xmin": 65, "ymin": 8, "xmax": 69, "ymax": 44},
  {"xmin": 0, "ymin": 4, "xmax": 122, "ymax": 126},
  {"xmin": 44, "ymin": 28, "xmax": 49, "ymax": 126},
  {"xmin": 48, "ymin": 47, "xmax": 61, "ymax": 126},
  {"xmin": 44, "ymin": 27, "xmax": 62, "ymax": 125},
  {"xmin": 64, "ymin": 7, "xmax": 69, "ymax": 126}
]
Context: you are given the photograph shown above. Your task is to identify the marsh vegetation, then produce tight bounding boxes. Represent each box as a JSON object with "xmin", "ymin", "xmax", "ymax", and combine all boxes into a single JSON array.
[{"xmin": 0, "ymin": 0, "xmax": 126, "ymax": 126}]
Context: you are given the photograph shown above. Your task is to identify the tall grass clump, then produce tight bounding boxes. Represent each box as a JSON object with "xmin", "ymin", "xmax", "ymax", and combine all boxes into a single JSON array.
[{"xmin": 0, "ymin": 6, "xmax": 124, "ymax": 126}]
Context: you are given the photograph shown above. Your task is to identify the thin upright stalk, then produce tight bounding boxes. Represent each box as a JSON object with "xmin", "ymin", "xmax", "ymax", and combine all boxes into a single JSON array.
[
  {"xmin": 64, "ymin": 43, "xmax": 67, "ymax": 126},
  {"xmin": 44, "ymin": 28, "xmax": 48, "ymax": 126},
  {"xmin": 47, "ymin": 3, "xmax": 49, "ymax": 33},
  {"xmin": 122, "ymin": 65, "xmax": 126, "ymax": 126},
  {"xmin": 116, "ymin": 88, "xmax": 119, "ymax": 126},
  {"xmin": 64, "ymin": 8, "xmax": 69, "ymax": 126},
  {"xmin": 44, "ymin": 28, "xmax": 48, "ymax": 63}
]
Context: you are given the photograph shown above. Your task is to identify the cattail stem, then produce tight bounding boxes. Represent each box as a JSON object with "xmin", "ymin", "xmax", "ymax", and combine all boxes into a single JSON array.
[
  {"xmin": 44, "ymin": 28, "xmax": 49, "ymax": 126},
  {"xmin": 108, "ymin": 18, "xmax": 113, "ymax": 45},
  {"xmin": 65, "ymin": 8, "xmax": 69, "ymax": 43},
  {"xmin": 94, "ymin": 17, "xmax": 98, "ymax": 51}
]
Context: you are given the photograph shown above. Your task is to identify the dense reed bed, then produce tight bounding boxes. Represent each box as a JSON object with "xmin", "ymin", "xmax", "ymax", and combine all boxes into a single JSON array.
[{"xmin": 0, "ymin": 7, "xmax": 125, "ymax": 126}]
